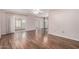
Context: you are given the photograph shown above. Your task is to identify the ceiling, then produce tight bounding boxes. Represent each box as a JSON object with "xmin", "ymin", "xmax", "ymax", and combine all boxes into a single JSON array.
[{"xmin": 0, "ymin": 9, "xmax": 49, "ymax": 17}]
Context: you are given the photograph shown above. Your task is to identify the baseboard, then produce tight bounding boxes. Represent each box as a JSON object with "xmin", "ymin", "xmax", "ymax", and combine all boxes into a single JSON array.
[
  {"xmin": 49, "ymin": 33, "xmax": 79, "ymax": 41},
  {"xmin": 1, "ymin": 33, "xmax": 14, "ymax": 36}
]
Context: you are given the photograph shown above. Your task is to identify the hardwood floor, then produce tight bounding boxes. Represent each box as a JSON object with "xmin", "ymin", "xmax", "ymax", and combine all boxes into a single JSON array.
[{"xmin": 0, "ymin": 30, "xmax": 79, "ymax": 49}]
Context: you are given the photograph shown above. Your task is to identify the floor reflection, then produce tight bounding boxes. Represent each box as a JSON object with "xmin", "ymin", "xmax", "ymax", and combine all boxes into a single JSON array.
[
  {"xmin": 0, "ymin": 28, "xmax": 47, "ymax": 49},
  {"xmin": 0, "ymin": 29, "xmax": 78, "ymax": 49}
]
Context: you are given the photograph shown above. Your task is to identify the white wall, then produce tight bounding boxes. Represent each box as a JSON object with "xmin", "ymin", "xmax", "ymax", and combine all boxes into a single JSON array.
[
  {"xmin": 12, "ymin": 15, "xmax": 44, "ymax": 31},
  {"xmin": 48, "ymin": 10, "xmax": 79, "ymax": 41},
  {"xmin": 25, "ymin": 16, "xmax": 36, "ymax": 31},
  {"xmin": 35, "ymin": 17, "xmax": 44, "ymax": 29},
  {"xmin": 0, "ymin": 12, "xmax": 11, "ymax": 35},
  {"xmin": 0, "ymin": 13, "xmax": 1, "ymax": 38},
  {"xmin": 10, "ymin": 15, "xmax": 16, "ymax": 33},
  {"xmin": 0, "ymin": 12, "xmax": 44, "ymax": 35},
  {"xmin": 13, "ymin": 15, "xmax": 44, "ymax": 31}
]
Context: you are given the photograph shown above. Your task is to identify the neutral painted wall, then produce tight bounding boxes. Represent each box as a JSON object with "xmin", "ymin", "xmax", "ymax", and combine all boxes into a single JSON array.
[
  {"xmin": 0, "ymin": 12, "xmax": 12, "ymax": 35},
  {"xmin": 12, "ymin": 15, "xmax": 44, "ymax": 31},
  {"xmin": 0, "ymin": 12, "xmax": 44, "ymax": 35},
  {"xmin": 48, "ymin": 10, "xmax": 79, "ymax": 41},
  {"xmin": 25, "ymin": 16, "xmax": 36, "ymax": 31},
  {"xmin": 0, "ymin": 13, "xmax": 1, "ymax": 38}
]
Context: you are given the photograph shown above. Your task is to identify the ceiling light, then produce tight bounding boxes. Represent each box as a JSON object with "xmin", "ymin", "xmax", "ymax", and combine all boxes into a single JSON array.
[{"xmin": 32, "ymin": 9, "xmax": 41, "ymax": 14}]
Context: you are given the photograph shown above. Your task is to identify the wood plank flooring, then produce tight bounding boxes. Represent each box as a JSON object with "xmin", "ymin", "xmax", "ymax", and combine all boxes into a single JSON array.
[{"xmin": 0, "ymin": 30, "xmax": 79, "ymax": 49}]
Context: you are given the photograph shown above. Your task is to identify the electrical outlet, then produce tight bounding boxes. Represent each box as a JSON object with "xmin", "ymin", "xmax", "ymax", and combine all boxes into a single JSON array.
[{"xmin": 62, "ymin": 31, "xmax": 64, "ymax": 33}]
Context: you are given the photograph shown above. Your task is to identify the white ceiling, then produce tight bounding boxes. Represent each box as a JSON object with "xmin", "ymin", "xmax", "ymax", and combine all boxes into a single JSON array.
[{"xmin": 0, "ymin": 9, "xmax": 49, "ymax": 17}]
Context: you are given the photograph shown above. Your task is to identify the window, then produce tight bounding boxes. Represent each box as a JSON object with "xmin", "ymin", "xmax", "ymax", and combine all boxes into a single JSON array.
[
  {"xmin": 15, "ymin": 17, "xmax": 26, "ymax": 30},
  {"xmin": 15, "ymin": 19, "xmax": 21, "ymax": 29}
]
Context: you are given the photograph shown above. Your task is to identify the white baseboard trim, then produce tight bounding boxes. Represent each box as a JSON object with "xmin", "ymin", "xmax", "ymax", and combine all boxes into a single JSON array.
[{"xmin": 49, "ymin": 33, "xmax": 79, "ymax": 41}]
